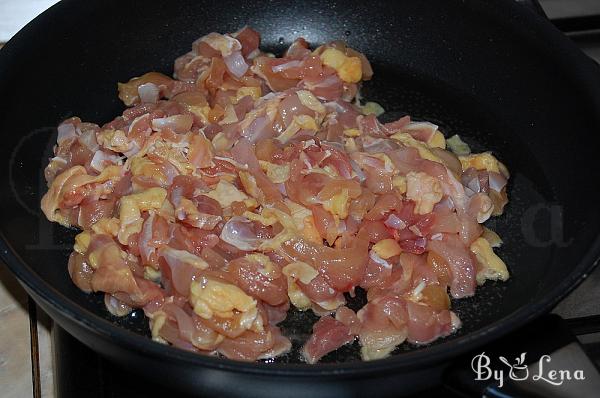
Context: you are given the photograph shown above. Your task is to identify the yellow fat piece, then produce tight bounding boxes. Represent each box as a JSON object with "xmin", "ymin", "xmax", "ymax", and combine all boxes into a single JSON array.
[
  {"xmin": 372, "ymin": 239, "xmax": 402, "ymax": 259},
  {"xmin": 470, "ymin": 237, "xmax": 509, "ymax": 285},
  {"xmin": 320, "ymin": 48, "xmax": 363, "ymax": 83},
  {"xmin": 390, "ymin": 132, "xmax": 444, "ymax": 164}
]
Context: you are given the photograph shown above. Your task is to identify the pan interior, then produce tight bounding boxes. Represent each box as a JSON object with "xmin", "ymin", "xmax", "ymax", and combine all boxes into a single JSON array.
[{"xmin": 1, "ymin": 0, "xmax": 599, "ymax": 366}]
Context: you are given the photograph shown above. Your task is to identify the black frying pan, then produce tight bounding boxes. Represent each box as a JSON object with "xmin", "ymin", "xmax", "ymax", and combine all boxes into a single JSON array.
[{"xmin": 1, "ymin": 0, "xmax": 600, "ymax": 397}]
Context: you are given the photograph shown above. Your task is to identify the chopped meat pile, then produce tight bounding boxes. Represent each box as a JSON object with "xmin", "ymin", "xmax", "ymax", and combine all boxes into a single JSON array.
[{"xmin": 41, "ymin": 27, "xmax": 510, "ymax": 363}]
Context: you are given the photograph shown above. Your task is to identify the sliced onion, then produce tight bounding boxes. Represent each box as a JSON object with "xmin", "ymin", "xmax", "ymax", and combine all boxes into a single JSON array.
[
  {"xmin": 272, "ymin": 60, "xmax": 302, "ymax": 73},
  {"xmin": 224, "ymin": 50, "xmax": 248, "ymax": 78},
  {"xmin": 220, "ymin": 216, "xmax": 261, "ymax": 251},
  {"xmin": 104, "ymin": 294, "xmax": 132, "ymax": 317},
  {"xmin": 57, "ymin": 123, "xmax": 77, "ymax": 144},
  {"xmin": 151, "ymin": 114, "xmax": 193, "ymax": 133},
  {"xmin": 488, "ymin": 171, "xmax": 507, "ymax": 192},
  {"xmin": 384, "ymin": 213, "xmax": 407, "ymax": 230},
  {"xmin": 138, "ymin": 82, "xmax": 160, "ymax": 104}
]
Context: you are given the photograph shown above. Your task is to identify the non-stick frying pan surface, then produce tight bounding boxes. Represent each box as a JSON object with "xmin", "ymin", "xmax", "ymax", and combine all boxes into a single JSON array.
[{"xmin": 1, "ymin": 0, "xmax": 600, "ymax": 396}]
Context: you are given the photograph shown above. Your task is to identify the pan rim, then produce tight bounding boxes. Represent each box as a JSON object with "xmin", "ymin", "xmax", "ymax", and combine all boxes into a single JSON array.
[{"xmin": 2, "ymin": 0, "xmax": 600, "ymax": 377}]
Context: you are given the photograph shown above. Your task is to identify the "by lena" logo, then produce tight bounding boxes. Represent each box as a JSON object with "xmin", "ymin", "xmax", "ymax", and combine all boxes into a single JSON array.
[{"xmin": 471, "ymin": 352, "xmax": 586, "ymax": 388}]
